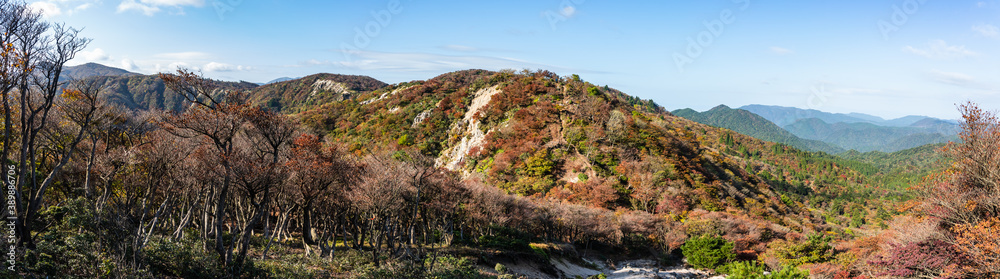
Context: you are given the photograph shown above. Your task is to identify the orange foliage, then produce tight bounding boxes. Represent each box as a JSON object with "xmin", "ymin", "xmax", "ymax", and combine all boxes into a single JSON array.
[{"xmin": 952, "ymin": 217, "xmax": 1000, "ymax": 273}]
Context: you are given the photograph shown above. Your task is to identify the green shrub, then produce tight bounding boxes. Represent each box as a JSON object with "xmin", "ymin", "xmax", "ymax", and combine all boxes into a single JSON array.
[
  {"xmin": 144, "ymin": 234, "xmax": 223, "ymax": 278},
  {"xmin": 495, "ymin": 263, "xmax": 508, "ymax": 274},
  {"xmin": 24, "ymin": 197, "xmax": 135, "ymax": 278},
  {"xmin": 426, "ymin": 256, "xmax": 483, "ymax": 279},
  {"xmin": 722, "ymin": 261, "xmax": 809, "ymax": 279},
  {"xmin": 721, "ymin": 261, "xmax": 767, "ymax": 278},
  {"xmin": 350, "ymin": 256, "xmax": 484, "ymax": 279},
  {"xmin": 763, "ymin": 233, "xmax": 833, "ymax": 267},
  {"xmin": 397, "ymin": 134, "xmax": 413, "ymax": 146},
  {"xmin": 770, "ymin": 265, "xmax": 809, "ymax": 279},
  {"xmin": 681, "ymin": 235, "xmax": 735, "ymax": 271}
]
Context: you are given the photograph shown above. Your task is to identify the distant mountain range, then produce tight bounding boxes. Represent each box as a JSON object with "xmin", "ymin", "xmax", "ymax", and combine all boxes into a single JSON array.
[
  {"xmin": 783, "ymin": 117, "xmax": 957, "ymax": 152},
  {"xmin": 671, "ymin": 105, "xmax": 845, "ymax": 154},
  {"xmin": 674, "ymin": 104, "xmax": 959, "ymax": 153},
  {"xmin": 740, "ymin": 104, "xmax": 958, "ymax": 127},
  {"xmin": 262, "ymin": 77, "xmax": 296, "ymax": 85},
  {"xmin": 61, "ymin": 63, "xmax": 386, "ymax": 113},
  {"xmin": 63, "ymin": 62, "xmax": 139, "ymax": 80}
]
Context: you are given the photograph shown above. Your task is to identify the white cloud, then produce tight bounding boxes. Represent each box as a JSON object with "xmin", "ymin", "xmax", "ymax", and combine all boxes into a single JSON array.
[
  {"xmin": 118, "ymin": 0, "xmax": 159, "ymax": 16},
  {"xmin": 140, "ymin": 0, "xmax": 203, "ymax": 5},
  {"xmin": 770, "ymin": 46, "xmax": 793, "ymax": 55},
  {"xmin": 79, "ymin": 48, "xmax": 111, "ymax": 61},
  {"xmin": 68, "ymin": 3, "xmax": 92, "ymax": 15},
  {"xmin": 903, "ymin": 40, "xmax": 977, "ymax": 59},
  {"xmin": 29, "ymin": 2, "xmax": 61, "ymax": 17},
  {"xmin": 329, "ymin": 50, "xmax": 595, "ymax": 75},
  {"xmin": 154, "ymin": 51, "xmax": 211, "ymax": 60},
  {"xmin": 121, "ymin": 59, "xmax": 140, "ymax": 71},
  {"xmin": 166, "ymin": 62, "xmax": 196, "ymax": 72},
  {"xmin": 303, "ymin": 59, "xmax": 332, "ymax": 66},
  {"xmin": 26, "ymin": 1, "xmax": 99, "ymax": 17},
  {"xmin": 204, "ymin": 62, "xmax": 251, "ymax": 72},
  {"xmin": 929, "ymin": 70, "xmax": 975, "ymax": 87},
  {"xmin": 118, "ymin": 0, "xmax": 204, "ymax": 16},
  {"xmin": 973, "ymin": 24, "xmax": 999, "ymax": 38}
]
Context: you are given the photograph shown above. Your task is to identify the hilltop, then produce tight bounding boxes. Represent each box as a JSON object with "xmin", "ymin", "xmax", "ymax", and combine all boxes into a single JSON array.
[{"xmin": 63, "ymin": 62, "xmax": 139, "ymax": 80}]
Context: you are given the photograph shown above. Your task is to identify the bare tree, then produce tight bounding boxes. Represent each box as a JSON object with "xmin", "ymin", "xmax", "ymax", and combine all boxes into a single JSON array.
[
  {"xmin": 16, "ymin": 20, "xmax": 90, "ymax": 248},
  {"xmin": 159, "ymin": 69, "xmax": 246, "ymax": 270}
]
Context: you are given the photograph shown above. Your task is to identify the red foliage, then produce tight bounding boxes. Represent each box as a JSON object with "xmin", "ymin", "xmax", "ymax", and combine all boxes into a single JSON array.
[{"xmin": 866, "ymin": 240, "xmax": 966, "ymax": 278}]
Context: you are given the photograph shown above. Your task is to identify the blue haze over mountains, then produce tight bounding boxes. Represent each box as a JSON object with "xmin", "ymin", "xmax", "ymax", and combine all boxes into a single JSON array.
[{"xmin": 673, "ymin": 105, "xmax": 960, "ymax": 153}]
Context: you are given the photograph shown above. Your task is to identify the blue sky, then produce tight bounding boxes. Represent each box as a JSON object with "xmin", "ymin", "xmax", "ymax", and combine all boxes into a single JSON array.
[{"xmin": 30, "ymin": 0, "xmax": 1000, "ymax": 120}]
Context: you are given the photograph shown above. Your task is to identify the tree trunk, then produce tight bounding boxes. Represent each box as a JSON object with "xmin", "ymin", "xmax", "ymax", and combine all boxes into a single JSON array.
[{"xmin": 301, "ymin": 200, "xmax": 316, "ymax": 244}]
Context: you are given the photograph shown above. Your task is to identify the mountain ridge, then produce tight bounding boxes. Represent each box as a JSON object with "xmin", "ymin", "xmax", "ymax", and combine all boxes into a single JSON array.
[
  {"xmin": 740, "ymin": 104, "xmax": 957, "ymax": 127},
  {"xmin": 63, "ymin": 62, "xmax": 139, "ymax": 80},
  {"xmin": 671, "ymin": 105, "xmax": 845, "ymax": 154}
]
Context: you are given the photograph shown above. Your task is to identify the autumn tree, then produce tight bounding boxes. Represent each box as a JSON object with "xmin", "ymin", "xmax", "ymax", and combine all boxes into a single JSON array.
[
  {"xmin": 916, "ymin": 102, "xmax": 1000, "ymax": 276},
  {"xmin": 159, "ymin": 69, "xmax": 249, "ymax": 272},
  {"xmin": 283, "ymin": 134, "xmax": 348, "ymax": 254},
  {"xmin": 14, "ymin": 17, "xmax": 90, "ymax": 248}
]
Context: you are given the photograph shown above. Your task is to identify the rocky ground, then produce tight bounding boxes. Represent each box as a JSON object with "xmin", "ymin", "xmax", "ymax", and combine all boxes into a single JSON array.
[{"xmin": 494, "ymin": 258, "xmax": 726, "ymax": 279}]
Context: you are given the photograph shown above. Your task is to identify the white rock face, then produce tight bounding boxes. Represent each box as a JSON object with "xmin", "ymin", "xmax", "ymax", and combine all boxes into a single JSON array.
[
  {"xmin": 435, "ymin": 85, "xmax": 502, "ymax": 171},
  {"xmin": 310, "ymin": 80, "xmax": 348, "ymax": 98},
  {"xmin": 361, "ymin": 85, "xmax": 412, "ymax": 105},
  {"xmin": 412, "ymin": 109, "xmax": 432, "ymax": 128}
]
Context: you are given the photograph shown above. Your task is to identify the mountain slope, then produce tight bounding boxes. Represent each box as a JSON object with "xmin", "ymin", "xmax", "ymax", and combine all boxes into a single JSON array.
[
  {"xmin": 740, "ymin": 104, "xmax": 882, "ymax": 126},
  {"xmin": 672, "ymin": 105, "xmax": 844, "ymax": 154},
  {"xmin": 74, "ymin": 72, "xmax": 385, "ymax": 113},
  {"xmin": 247, "ymin": 73, "xmax": 387, "ymax": 112},
  {"xmin": 838, "ymin": 143, "xmax": 949, "ymax": 189},
  {"xmin": 783, "ymin": 118, "xmax": 957, "ymax": 152},
  {"xmin": 63, "ymin": 62, "xmax": 138, "ymax": 80},
  {"xmin": 82, "ymin": 74, "xmax": 258, "ymax": 111},
  {"xmin": 296, "ymin": 69, "xmax": 893, "ymax": 233},
  {"xmin": 263, "ymin": 77, "xmax": 295, "ymax": 85}
]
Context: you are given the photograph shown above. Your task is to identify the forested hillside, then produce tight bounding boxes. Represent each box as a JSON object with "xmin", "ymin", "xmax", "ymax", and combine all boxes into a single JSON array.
[
  {"xmin": 62, "ymin": 62, "xmax": 139, "ymax": 80},
  {"xmin": 672, "ymin": 105, "xmax": 845, "ymax": 154},
  {"xmin": 784, "ymin": 118, "xmax": 957, "ymax": 152},
  {"xmin": 79, "ymin": 74, "xmax": 258, "ymax": 111},
  {"xmin": 248, "ymin": 73, "xmax": 388, "ymax": 113}
]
